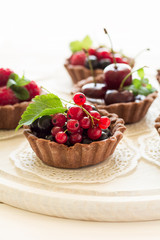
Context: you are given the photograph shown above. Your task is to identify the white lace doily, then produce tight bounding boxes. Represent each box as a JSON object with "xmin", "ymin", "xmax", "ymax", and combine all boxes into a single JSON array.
[
  {"xmin": 10, "ymin": 137, "xmax": 140, "ymax": 183},
  {"xmin": 139, "ymin": 130, "xmax": 160, "ymax": 167},
  {"xmin": 0, "ymin": 128, "xmax": 23, "ymax": 140}
]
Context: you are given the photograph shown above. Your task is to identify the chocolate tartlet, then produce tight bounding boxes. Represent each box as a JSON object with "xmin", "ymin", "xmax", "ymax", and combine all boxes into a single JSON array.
[
  {"xmin": 72, "ymin": 75, "xmax": 158, "ymax": 124},
  {"xmin": 23, "ymin": 111, "xmax": 126, "ymax": 169},
  {"xmin": 64, "ymin": 57, "xmax": 135, "ymax": 84},
  {"xmin": 0, "ymin": 101, "xmax": 30, "ymax": 129}
]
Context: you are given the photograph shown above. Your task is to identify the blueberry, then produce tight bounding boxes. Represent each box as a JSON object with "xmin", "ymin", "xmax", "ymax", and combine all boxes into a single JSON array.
[
  {"xmin": 85, "ymin": 55, "xmax": 99, "ymax": 69},
  {"xmin": 82, "ymin": 138, "xmax": 93, "ymax": 144},
  {"xmin": 45, "ymin": 135, "xmax": 54, "ymax": 141},
  {"xmin": 30, "ymin": 118, "xmax": 39, "ymax": 132},
  {"xmin": 98, "ymin": 58, "xmax": 111, "ymax": 69}
]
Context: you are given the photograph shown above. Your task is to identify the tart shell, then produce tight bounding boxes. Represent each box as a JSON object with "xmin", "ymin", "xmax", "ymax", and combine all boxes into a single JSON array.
[
  {"xmin": 155, "ymin": 115, "xmax": 160, "ymax": 135},
  {"xmin": 0, "ymin": 101, "xmax": 30, "ymax": 129},
  {"xmin": 64, "ymin": 57, "xmax": 135, "ymax": 84},
  {"xmin": 72, "ymin": 75, "xmax": 158, "ymax": 124},
  {"xmin": 23, "ymin": 111, "xmax": 126, "ymax": 169}
]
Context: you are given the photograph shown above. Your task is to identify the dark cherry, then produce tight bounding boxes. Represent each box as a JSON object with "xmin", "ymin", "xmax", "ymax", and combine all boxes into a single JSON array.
[
  {"xmin": 84, "ymin": 55, "xmax": 99, "ymax": 69},
  {"xmin": 104, "ymin": 63, "xmax": 132, "ymax": 89},
  {"xmin": 38, "ymin": 115, "xmax": 53, "ymax": 133},
  {"xmin": 81, "ymin": 83, "xmax": 107, "ymax": 99},
  {"xmin": 105, "ymin": 90, "xmax": 135, "ymax": 105},
  {"xmin": 98, "ymin": 58, "xmax": 111, "ymax": 69}
]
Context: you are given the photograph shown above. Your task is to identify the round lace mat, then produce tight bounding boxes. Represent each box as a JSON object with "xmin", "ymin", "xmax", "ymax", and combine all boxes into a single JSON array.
[
  {"xmin": 10, "ymin": 137, "xmax": 140, "ymax": 183},
  {"xmin": 0, "ymin": 128, "xmax": 23, "ymax": 141},
  {"xmin": 139, "ymin": 130, "xmax": 160, "ymax": 167}
]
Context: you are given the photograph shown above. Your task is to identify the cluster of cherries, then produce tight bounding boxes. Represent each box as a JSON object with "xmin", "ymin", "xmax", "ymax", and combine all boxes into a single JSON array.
[
  {"xmin": 69, "ymin": 47, "xmax": 129, "ymax": 70},
  {"xmin": 30, "ymin": 93, "xmax": 111, "ymax": 145}
]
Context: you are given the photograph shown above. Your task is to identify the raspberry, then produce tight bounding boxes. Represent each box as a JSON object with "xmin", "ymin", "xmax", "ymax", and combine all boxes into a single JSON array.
[
  {"xmin": 24, "ymin": 81, "xmax": 40, "ymax": 101},
  {"xmin": 0, "ymin": 86, "xmax": 19, "ymax": 106},
  {"xmin": 0, "ymin": 68, "xmax": 13, "ymax": 87},
  {"xmin": 70, "ymin": 51, "xmax": 86, "ymax": 66}
]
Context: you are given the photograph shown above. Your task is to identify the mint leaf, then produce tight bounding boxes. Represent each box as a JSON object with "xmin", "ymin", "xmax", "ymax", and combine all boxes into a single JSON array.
[
  {"xmin": 11, "ymin": 85, "xmax": 30, "ymax": 100},
  {"xmin": 70, "ymin": 40, "xmax": 82, "ymax": 53},
  {"xmin": 69, "ymin": 35, "xmax": 92, "ymax": 53},
  {"xmin": 141, "ymin": 78, "xmax": 149, "ymax": 84},
  {"xmin": 16, "ymin": 94, "xmax": 67, "ymax": 130},
  {"xmin": 133, "ymin": 79, "xmax": 141, "ymax": 89},
  {"xmin": 81, "ymin": 35, "xmax": 92, "ymax": 50},
  {"xmin": 9, "ymin": 73, "xmax": 30, "ymax": 86},
  {"xmin": 137, "ymin": 68, "xmax": 144, "ymax": 79},
  {"xmin": 7, "ymin": 79, "xmax": 17, "ymax": 88}
]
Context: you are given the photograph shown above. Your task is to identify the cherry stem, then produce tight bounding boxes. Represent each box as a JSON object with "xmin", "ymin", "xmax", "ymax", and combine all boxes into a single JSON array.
[
  {"xmin": 119, "ymin": 66, "xmax": 148, "ymax": 90},
  {"xmin": 83, "ymin": 48, "xmax": 96, "ymax": 86},
  {"xmin": 134, "ymin": 48, "xmax": 150, "ymax": 59},
  {"xmin": 104, "ymin": 28, "xmax": 117, "ymax": 69}
]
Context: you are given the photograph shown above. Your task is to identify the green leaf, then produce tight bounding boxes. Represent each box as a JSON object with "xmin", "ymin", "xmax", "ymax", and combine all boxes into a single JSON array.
[
  {"xmin": 69, "ymin": 40, "xmax": 82, "ymax": 53},
  {"xmin": 141, "ymin": 78, "xmax": 149, "ymax": 84},
  {"xmin": 137, "ymin": 68, "xmax": 145, "ymax": 79},
  {"xmin": 16, "ymin": 94, "xmax": 67, "ymax": 130},
  {"xmin": 9, "ymin": 73, "xmax": 30, "ymax": 87},
  {"xmin": 7, "ymin": 79, "xmax": 17, "ymax": 88},
  {"xmin": 11, "ymin": 85, "xmax": 30, "ymax": 100},
  {"xmin": 69, "ymin": 35, "xmax": 92, "ymax": 53},
  {"xmin": 81, "ymin": 35, "xmax": 92, "ymax": 50},
  {"xmin": 133, "ymin": 79, "xmax": 141, "ymax": 89}
]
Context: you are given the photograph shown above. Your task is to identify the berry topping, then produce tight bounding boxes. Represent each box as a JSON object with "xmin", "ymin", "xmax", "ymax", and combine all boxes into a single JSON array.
[
  {"xmin": 73, "ymin": 92, "xmax": 86, "ymax": 105},
  {"xmin": 85, "ymin": 55, "xmax": 99, "ymax": 69},
  {"xmin": 67, "ymin": 119, "xmax": 80, "ymax": 133},
  {"xmin": 67, "ymin": 106, "xmax": 84, "ymax": 120},
  {"xmin": 82, "ymin": 103, "xmax": 93, "ymax": 112},
  {"xmin": 79, "ymin": 116, "xmax": 91, "ymax": 129},
  {"xmin": 24, "ymin": 80, "xmax": 40, "ymax": 101},
  {"xmin": 87, "ymin": 126, "xmax": 102, "ymax": 140},
  {"xmin": 52, "ymin": 113, "xmax": 66, "ymax": 127},
  {"xmin": 89, "ymin": 110, "xmax": 101, "ymax": 124},
  {"xmin": 0, "ymin": 68, "xmax": 13, "ymax": 87},
  {"xmin": 98, "ymin": 117, "xmax": 111, "ymax": 129},
  {"xmin": 55, "ymin": 131, "xmax": 68, "ymax": 144},
  {"xmin": 51, "ymin": 126, "xmax": 63, "ymax": 137},
  {"xmin": 0, "ymin": 86, "xmax": 19, "ymax": 106},
  {"xmin": 69, "ymin": 133, "xmax": 82, "ymax": 144},
  {"xmin": 70, "ymin": 52, "xmax": 86, "ymax": 66}
]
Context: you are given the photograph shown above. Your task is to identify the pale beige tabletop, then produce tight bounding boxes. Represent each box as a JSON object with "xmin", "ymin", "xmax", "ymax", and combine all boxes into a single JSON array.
[{"xmin": 1, "ymin": 0, "xmax": 160, "ymax": 239}]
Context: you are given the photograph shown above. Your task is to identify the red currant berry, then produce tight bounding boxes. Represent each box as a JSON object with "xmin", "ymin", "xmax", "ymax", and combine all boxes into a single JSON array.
[
  {"xmin": 73, "ymin": 92, "xmax": 86, "ymax": 105},
  {"xmin": 52, "ymin": 113, "xmax": 66, "ymax": 127},
  {"xmin": 69, "ymin": 133, "xmax": 82, "ymax": 144},
  {"xmin": 77, "ymin": 127, "xmax": 83, "ymax": 135},
  {"xmin": 55, "ymin": 131, "xmax": 67, "ymax": 144},
  {"xmin": 82, "ymin": 103, "xmax": 93, "ymax": 112},
  {"xmin": 79, "ymin": 117, "xmax": 91, "ymax": 129},
  {"xmin": 51, "ymin": 126, "xmax": 63, "ymax": 137},
  {"xmin": 90, "ymin": 111, "xmax": 101, "ymax": 124},
  {"xmin": 98, "ymin": 117, "xmax": 111, "ymax": 129},
  {"xmin": 87, "ymin": 126, "xmax": 102, "ymax": 140},
  {"xmin": 67, "ymin": 119, "xmax": 80, "ymax": 133},
  {"xmin": 67, "ymin": 106, "xmax": 84, "ymax": 120}
]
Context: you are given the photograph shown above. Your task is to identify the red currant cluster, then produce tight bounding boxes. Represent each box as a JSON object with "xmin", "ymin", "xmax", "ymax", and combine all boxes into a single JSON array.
[{"xmin": 51, "ymin": 92, "xmax": 111, "ymax": 144}]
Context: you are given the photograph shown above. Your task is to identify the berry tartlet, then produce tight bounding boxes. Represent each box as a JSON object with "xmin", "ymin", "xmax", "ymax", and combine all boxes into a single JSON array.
[
  {"xmin": 72, "ymin": 65, "xmax": 157, "ymax": 124},
  {"xmin": 0, "ymin": 69, "xmax": 41, "ymax": 129},
  {"xmin": 17, "ymin": 92, "xmax": 126, "ymax": 169},
  {"xmin": 64, "ymin": 35, "xmax": 134, "ymax": 84}
]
